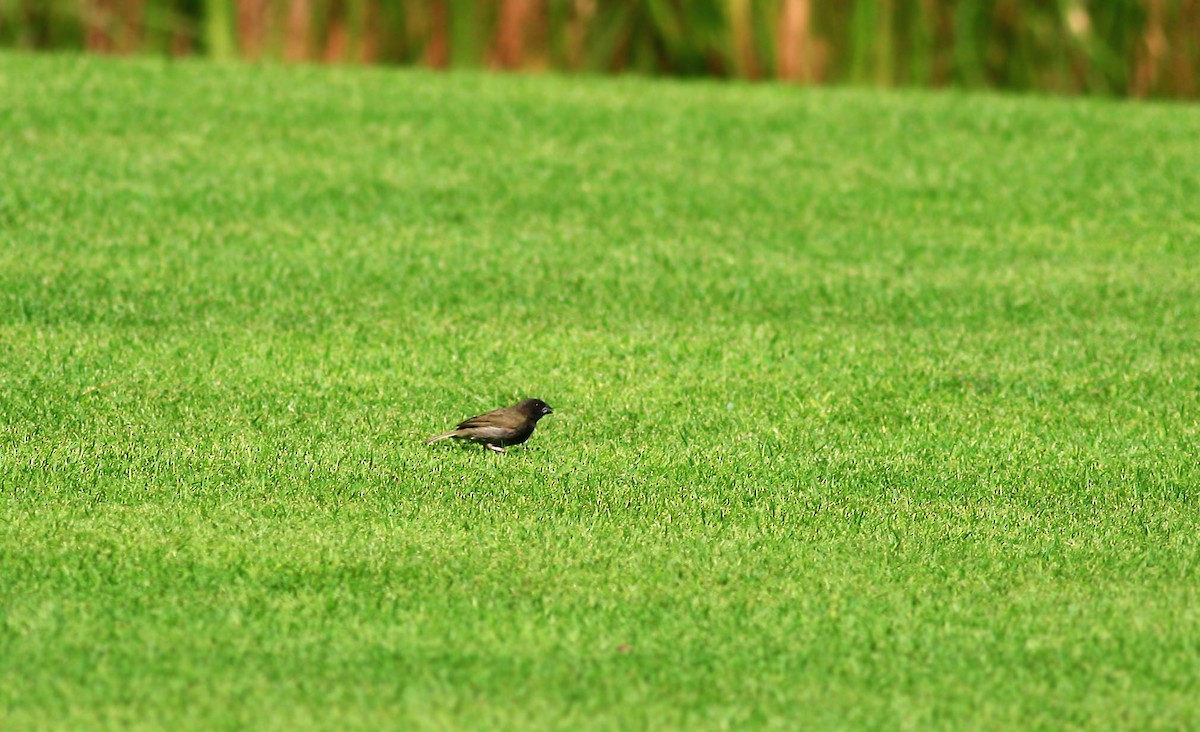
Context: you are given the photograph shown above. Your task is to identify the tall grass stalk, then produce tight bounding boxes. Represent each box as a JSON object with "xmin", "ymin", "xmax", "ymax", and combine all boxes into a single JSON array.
[{"xmin": 2, "ymin": 0, "xmax": 1197, "ymax": 98}]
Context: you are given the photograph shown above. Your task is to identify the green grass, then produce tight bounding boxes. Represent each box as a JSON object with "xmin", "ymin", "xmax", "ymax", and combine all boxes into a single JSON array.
[{"xmin": 2, "ymin": 53, "xmax": 1200, "ymax": 730}]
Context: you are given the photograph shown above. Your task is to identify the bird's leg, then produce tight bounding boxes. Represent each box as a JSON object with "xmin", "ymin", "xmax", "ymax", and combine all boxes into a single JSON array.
[{"xmin": 486, "ymin": 444, "xmax": 507, "ymax": 454}]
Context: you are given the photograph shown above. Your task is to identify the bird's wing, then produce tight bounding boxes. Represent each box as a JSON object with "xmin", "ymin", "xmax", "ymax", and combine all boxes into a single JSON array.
[
  {"xmin": 457, "ymin": 408, "xmax": 521, "ymax": 431},
  {"xmin": 457, "ymin": 425, "xmax": 514, "ymax": 441}
]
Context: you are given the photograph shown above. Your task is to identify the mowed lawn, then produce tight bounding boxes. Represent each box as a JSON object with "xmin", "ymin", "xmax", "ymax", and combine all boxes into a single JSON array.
[{"xmin": 2, "ymin": 53, "xmax": 1199, "ymax": 730}]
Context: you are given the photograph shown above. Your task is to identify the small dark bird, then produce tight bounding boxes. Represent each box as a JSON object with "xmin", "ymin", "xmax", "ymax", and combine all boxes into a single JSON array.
[{"xmin": 424, "ymin": 398, "xmax": 554, "ymax": 453}]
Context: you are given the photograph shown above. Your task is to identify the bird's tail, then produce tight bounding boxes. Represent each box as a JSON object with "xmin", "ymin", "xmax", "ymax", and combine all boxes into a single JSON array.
[{"xmin": 423, "ymin": 430, "xmax": 462, "ymax": 445}]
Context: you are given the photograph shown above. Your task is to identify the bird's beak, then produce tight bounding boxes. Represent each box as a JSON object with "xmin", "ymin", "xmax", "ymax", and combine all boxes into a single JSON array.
[{"xmin": 543, "ymin": 406, "xmax": 554, "ymax": 415}]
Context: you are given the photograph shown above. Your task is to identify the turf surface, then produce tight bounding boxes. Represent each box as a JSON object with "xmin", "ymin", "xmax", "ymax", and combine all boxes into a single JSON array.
[{"xmin": 2, "ymin": 53, "xmax": 1199, "ymax": 730}]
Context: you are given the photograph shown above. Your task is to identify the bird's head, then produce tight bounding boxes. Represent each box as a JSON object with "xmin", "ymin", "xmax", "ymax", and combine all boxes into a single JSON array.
[{"xmin": 517, "ymin": 398, "xmax": 554, "ymax": 421}]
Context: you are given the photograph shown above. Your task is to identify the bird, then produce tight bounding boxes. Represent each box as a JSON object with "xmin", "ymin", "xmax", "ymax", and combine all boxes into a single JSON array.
[{"xmin": 424, "ymin": 398, "xmax": 554, "ymax": 453}]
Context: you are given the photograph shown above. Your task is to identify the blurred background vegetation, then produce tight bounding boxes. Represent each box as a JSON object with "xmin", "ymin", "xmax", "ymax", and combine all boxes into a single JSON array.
[{"xmin": 1, "ymin": 0, "xmax": 1197, "ymax": 97}]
